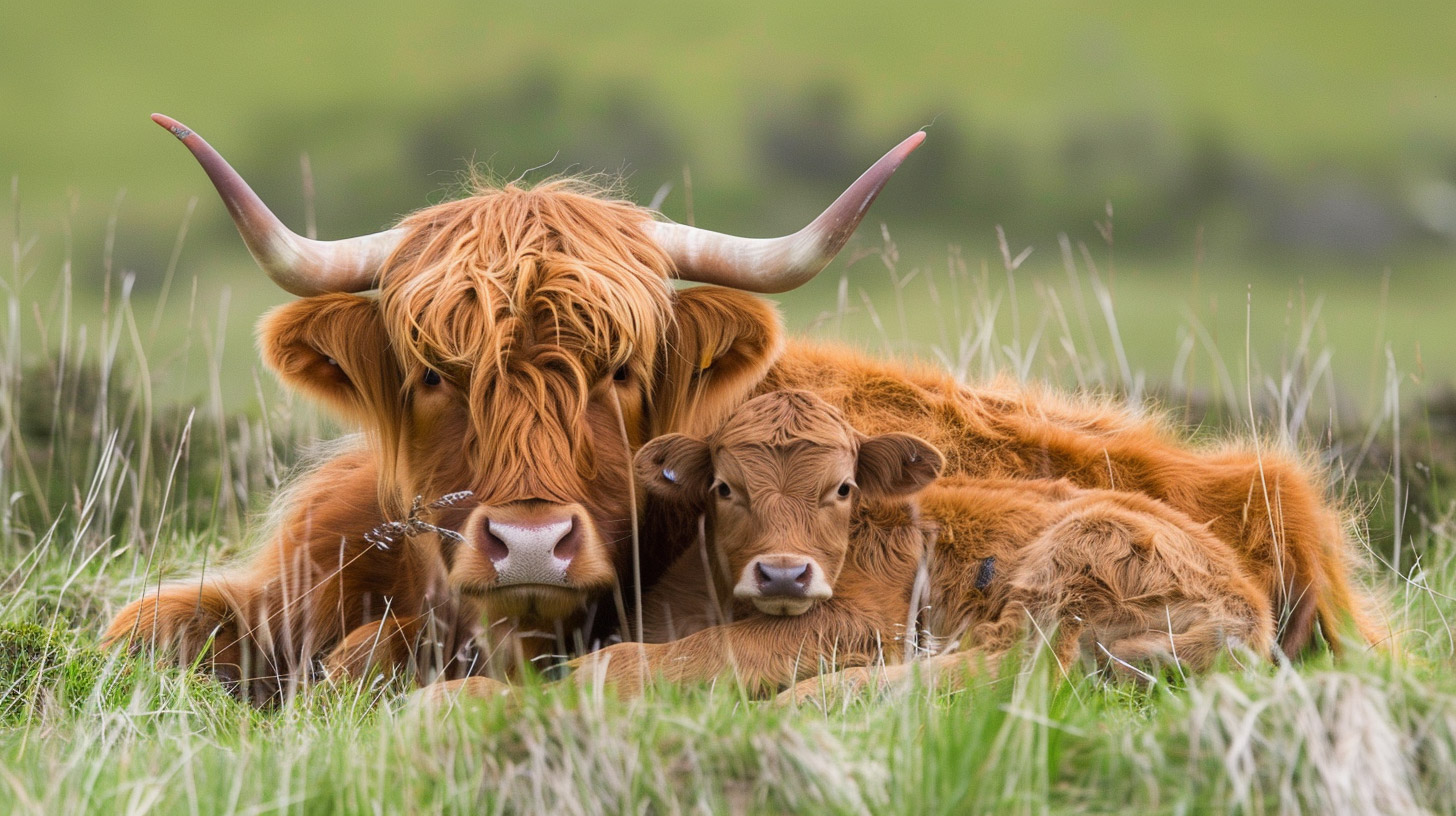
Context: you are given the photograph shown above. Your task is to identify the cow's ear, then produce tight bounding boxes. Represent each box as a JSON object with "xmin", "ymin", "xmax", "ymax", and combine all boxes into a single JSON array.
[
  {"xmin": 856, "ymin": 433, "xmax": 944, "ymax": 500},
  {"xmin": 634, "ymin": 433, "xmax": 713, "ymax": 505},
  {"xmin": 258, "ymin": 294, "xmax": 403, "ymax": 425},
  {"xmin": 655, "ymin": 287, "xmax": 784, "ymax": 437}
]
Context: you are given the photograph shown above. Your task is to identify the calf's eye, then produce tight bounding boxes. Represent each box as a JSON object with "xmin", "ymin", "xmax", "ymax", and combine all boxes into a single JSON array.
[
  {"xmin": 422, "ymin": 369, "xmax": 443, "ymax": 386},
  {"xmin": 715, "ymin": 482, "xmax": 732, "ymax": 500},
  {"xmin": 837, "ymin": 482, "xmax": 853, "ymax": 499},
  {"xmin": 613, "ymin": 366, "xmax": 629, "ymax": 382}
]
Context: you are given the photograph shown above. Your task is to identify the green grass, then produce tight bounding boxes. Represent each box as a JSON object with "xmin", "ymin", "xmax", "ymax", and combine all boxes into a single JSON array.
[
  {"xmin": 4, "ymin": 204, "xmax": 1456, "ymax": 812},
  {"xmin": 3, "ymin": 599, "xmax": 1455, "ymax": 812}
]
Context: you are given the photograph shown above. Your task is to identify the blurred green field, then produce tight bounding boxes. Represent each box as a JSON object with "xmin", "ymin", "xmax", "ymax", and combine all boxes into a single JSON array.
[
  {"xmin": 8, "ymin": 0, "xmax": 1456, "ymax": 199},
  {"xmin": 6, "ymin": 0, "xmax": 1455, "ymax": 408},
  {"xmin": 5, "ymin": 1, "xmax": 1456, "ymax": 273}
]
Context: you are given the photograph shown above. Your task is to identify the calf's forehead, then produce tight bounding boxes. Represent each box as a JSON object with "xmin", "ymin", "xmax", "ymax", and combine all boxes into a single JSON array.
[
  {"xmin": 705, "ymin": 391, "xmax": 861, "ymax": 492},
  {"xmin": 713, "ymin": 441, "xmax": 857, "ymax": 493},
  {"xmin": 709, "ymin": 391, "xmax": 858, "ymax": 449}
]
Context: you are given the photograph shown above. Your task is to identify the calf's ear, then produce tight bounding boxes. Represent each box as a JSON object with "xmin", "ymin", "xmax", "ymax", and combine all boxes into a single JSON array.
[
  {"xmin": 856, "ymin": 433, "xmax": 944, "ymax": 500},
  {"xmin": 258, "ymin": 294, "xmax": 402, "ymax": 426},
  {"xmin": 634, "ymin": 433, "xmax": 713, "ymax": 506}
]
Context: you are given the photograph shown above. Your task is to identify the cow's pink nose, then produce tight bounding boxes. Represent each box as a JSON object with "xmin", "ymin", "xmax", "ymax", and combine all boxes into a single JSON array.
[{"xmin": 481, "ymin": 516, "xmax": 580, "ymax": 586}]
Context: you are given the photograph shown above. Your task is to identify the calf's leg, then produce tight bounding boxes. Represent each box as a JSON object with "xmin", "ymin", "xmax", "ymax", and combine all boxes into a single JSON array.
[{"xmin": 567, "ymin": 609, "xmax": 885, "ymax": 699}]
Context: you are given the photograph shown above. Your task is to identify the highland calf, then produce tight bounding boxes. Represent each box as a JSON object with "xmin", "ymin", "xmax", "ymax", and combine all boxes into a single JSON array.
[{"xmin": 569, "ymin": 391, "xmax": 1274, "ymax": 698}]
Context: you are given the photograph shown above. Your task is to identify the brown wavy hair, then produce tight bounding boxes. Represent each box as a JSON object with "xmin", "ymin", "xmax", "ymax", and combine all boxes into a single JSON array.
[{"xmin": 377, "ymin": 178, "xmax": 676, "ymax": 504}]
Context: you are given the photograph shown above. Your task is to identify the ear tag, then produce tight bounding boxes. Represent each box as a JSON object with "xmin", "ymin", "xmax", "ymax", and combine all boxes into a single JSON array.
[
  {"xmin": 698, "ymin": 350, "xmax": 715, "ymax": 372},
  {"xmin": 662, "ymin": 467, "xmax": 678, "ymax": 484},
  {"xmin": 975, "ymin": 557, "xmax": 996, "ymax": 591}
]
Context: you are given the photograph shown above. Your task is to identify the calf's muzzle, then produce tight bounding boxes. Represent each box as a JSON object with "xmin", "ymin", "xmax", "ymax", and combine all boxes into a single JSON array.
[
  {"xmin": 755, "ymin": 560, "xmax": 813, "ymax": 596},
  {"xmin": 735, "ymin": 554, "xmax": 833, "ymax": 616}
]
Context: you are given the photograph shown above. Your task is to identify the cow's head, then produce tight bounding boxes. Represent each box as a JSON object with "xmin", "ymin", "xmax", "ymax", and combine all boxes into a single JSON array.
[
  {"xmin": 155, "ymin": 114, "xmax": 921, "ymax": 627},
  {"xmin": 634, "ymin": 390, "xmax": 943, "ymax": 616}
]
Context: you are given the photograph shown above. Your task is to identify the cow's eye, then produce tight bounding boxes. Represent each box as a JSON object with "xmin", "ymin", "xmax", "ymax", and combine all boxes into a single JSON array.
[
  {"xmin": 837, "ymin": 482, "xmax": 853, "ymax": 499},
  {"xmin": 612, "ymin": 366, "xmax": 629, "ymax": 382},
  {"xmin": 715, "ymin": 482, "xmax": 732, "ymax": 500},
  {"xmin": 422, "ymin": 369, "xmax": 442, "ymax": 386}
]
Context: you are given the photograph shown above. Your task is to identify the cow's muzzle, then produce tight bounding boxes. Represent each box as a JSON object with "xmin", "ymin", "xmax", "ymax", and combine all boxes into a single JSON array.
[
  {"xmin": 451, "ymin": 501, "xmax": 615, "ymax": 622},
  {"xmin": 475, "ymin": 511, "xmax": 582, "ymax": 587}
]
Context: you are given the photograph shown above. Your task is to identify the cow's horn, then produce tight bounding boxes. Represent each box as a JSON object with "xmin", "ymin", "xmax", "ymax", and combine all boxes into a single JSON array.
[
  {"xmin": 648, "ymin": 131, "xmax": 924, "ymax": 294},
  {"xmin": 151, "ymin": 114, "xmax": 403, "ymax": 296}
]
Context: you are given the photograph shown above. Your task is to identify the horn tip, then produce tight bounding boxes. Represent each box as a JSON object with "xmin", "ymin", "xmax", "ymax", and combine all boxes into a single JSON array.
[
  {"xmin": 151, "ymin": 113, "xmax": 193, "ymax": 141},
  {"xmin": 899, "ymin": 130, "xmax": 927, "ymax": 155}
]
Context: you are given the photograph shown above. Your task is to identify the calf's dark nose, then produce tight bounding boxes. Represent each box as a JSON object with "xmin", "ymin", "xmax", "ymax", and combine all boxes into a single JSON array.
[{"xmin": 755, "ymin": 560, "xmax": 811, "ymax": 597}]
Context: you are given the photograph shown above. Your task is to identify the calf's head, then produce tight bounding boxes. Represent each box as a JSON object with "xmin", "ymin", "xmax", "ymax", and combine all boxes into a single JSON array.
[{"xmin": 635, "ymin": 390, "xmax": 943, "ymax": 616}]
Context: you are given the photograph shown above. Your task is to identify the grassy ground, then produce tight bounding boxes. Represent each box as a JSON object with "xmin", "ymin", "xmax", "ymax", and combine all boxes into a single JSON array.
[{"xmin": 3, "ymin": 219, "xmax": 1456, "ymax": 813}]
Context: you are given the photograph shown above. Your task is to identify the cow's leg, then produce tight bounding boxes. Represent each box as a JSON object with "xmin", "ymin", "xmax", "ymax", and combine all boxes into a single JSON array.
[
  {"xmin": 105, "ymin": 452, "xmax": 443, "ymax": 702},
  {"xmin": 107, "ymin": 570, "xmax": 364, "ymax": 702},
  {"xmin": 564, "ymin": 641, "xmax": 668, "ymax": 698},
  {"xmin": 105, "ymin": 581, "xmax": 231, "ymax": 663},
  {"xmin": 1095, "ymin": 629, "xmax": 1206, "ymax": 682},
  {"xmin": 323, "ymin": 611, "xmax": 480, "ymax": 687},
  {"xmin": 324, "ymin": 615, "xmax": 428, "ymax": 682},
  {"xmin": 103, "ymin": 579, "xmax": 289, "ymax": 701},
  {"xmin": 971, "ymin": 599, "xmax": 1086, "ymax": 676}
]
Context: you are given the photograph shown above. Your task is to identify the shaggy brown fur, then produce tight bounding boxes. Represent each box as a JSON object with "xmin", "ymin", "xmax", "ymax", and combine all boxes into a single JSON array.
[
  {"xmin": 104, "ymin": 179, "xmax": 1381, "ymax": 700},
  {"xmin": 758, "ymin": 346, "xmax": 1382, "ymax": 656},
  {"xmin": 379, "ymin": 180, "xmax": 674, "ymax": 509},
  {"xmin": 783, "ymin": 476, "xmax": 1282, "ymax": 705},
  {"xmin": 570, "ymin": 392, "xmax": 1274, "ymax": 698}
]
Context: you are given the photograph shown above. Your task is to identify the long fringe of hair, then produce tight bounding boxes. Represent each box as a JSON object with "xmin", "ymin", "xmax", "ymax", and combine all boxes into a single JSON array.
[{"xmin": 375, "ymin": 178, "xmax": 677, "ymax": 503}]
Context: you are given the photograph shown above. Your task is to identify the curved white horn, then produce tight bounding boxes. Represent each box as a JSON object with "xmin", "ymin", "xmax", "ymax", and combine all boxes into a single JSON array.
[
  {"xmin": 648, "ymin": 131, "xmax": 924, "ymax": 294},
  {"xmin": 152, "ymin": 113, "xmax": 403, "ymax": 295}
]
